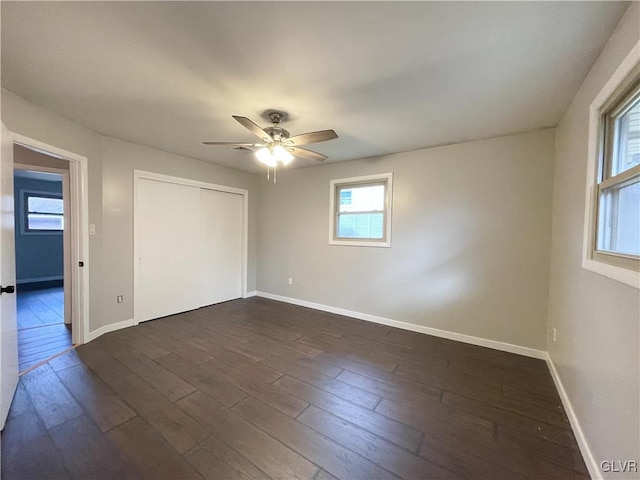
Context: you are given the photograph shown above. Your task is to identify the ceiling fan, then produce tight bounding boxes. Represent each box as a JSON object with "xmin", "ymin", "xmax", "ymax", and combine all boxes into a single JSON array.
[{"xmin": 203, "ymin": 111, "xmax": 338, "ymax": 180}]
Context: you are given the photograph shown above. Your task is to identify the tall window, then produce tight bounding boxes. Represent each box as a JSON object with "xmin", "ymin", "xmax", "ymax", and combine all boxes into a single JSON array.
[
  {"xmin": 329, "ymin": 173, "xmax": 392, "ymax": 247},
  {"xmin": 596, "ymin": 79, "xmax": 640, "ymax": 261},
  {"xmin": 586, "ymin": 65, "xmax": 640, "ymax": 282},
  {"xmin": 24, "ymin": 192, "xmax": 64, "ymax": 232}
]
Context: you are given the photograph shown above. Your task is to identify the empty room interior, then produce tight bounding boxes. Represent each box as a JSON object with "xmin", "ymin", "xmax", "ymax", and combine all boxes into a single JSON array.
[{"xmin": 0, "ymin": 2, "xmax": 638, "ymax": 480}]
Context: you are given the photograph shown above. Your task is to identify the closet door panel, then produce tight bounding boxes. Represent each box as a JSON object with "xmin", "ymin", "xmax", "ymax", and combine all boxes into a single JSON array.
[
  {"xmin": 199, "ymin": 188, "xmax": 243, "ymax": 306},
  {"xmin": 135, "ymin": 178, "xmax": 202, "ymax": 322}
]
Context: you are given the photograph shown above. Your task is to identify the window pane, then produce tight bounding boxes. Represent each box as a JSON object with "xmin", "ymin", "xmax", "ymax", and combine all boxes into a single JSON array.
[
  {"xmin": 339, "ymin": 190, "xmax": 352, "ymax": 206},
  {"xmin": 28, "ymin": 214, "xmax": 64, "ymax": 231},
  {"xmin": 338, "ymin": 185, "xmax": 384, "ymax": 213},
  {"xmin": 613, "ymin": 98, "xmax": 640, "ymax": 175},
  {"xmin": 28, "ymin": 196, "xmax": 63, "ymax": 214},
  {"xmin": 338, "ymin": 213, "xmax": 384, "ymax": 239},
  {"xmin": 598, "ymin": 178, "xmax": 640, "ymax": 256}
]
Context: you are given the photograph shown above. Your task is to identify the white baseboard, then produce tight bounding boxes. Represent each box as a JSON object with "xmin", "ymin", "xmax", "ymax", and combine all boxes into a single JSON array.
[
  {"xmin": 86, "ymin": 318, "xmax": 135, "ymax": 342},
  {"xmin": 244, "ymin": 290, "xmax": 257, "ymax": 298},
  {"xmin": 545, "ymin": 353, "xmax": 598, "ymax": 480},
  {"xmin": 255, "ymin": 291, "xmax": 547, "ymax": 360}
]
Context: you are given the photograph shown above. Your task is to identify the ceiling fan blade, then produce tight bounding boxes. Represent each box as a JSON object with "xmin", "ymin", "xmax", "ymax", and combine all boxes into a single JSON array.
[
  {"xmin": 284, "ymin": 130, "xmax": 338, "ymax": 146},
  {"xmin": 287, "ymin": 146, "xmax": 327, "ymax": 162},
  {"xmin": 232, "ymin": 116, "xmax": 273, "ymax": 143},
  {"xmin": 202, "ymin": 142, "xmax": 263, "ymax": 147}
]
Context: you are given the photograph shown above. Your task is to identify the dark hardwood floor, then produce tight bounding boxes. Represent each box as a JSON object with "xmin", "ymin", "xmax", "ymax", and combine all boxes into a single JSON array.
[{"xmin": 1, "ymin": 297, "xmax": 589, "ymax": 480}]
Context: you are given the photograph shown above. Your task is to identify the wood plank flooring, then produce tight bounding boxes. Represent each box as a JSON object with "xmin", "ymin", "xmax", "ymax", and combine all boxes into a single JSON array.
[
  {"xmin": 17, "ymin": 287, "xmax": 71, "ymax": 373},
  {"xmin": 18, "ymin": 324, "xmax": 72, "ymax": 373},
  {"xmin": 17, "ymin": 287, "xmax": 65, "ymax": 329},
  {"xmin": 1, "ymin": 297, "xmax": 589, "ymax": 480}
]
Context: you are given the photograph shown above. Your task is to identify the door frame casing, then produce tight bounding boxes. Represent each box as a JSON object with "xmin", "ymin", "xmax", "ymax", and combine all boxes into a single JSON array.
[
  {"xmin": 133, "ymin": 169, "xmax": 249, "ymax": 326},
  {"xmin": 10, "ymin": 132, "xmax": 90, "ymax": 345}
]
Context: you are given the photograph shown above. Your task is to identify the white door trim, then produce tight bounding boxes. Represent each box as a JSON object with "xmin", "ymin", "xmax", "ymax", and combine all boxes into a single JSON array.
[
  {"xmin": 10, "ymin": 133, "xmax": 90, "ymax": 345},
  {"xmin": 133, "ymin": 170, "xmax": 249, "ymax": 326}
]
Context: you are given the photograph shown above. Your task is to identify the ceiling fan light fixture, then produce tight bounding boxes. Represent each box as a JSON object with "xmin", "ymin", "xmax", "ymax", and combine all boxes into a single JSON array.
[
  {"xmin": 255, "ymin": 147, "xmax": 277, "ymax": 167},
  {"xmin": 274, "ymin": 145, "xmax": 294, "ymax": 165},
  {"xmin": 255, "ymin": 144, "xmax": 293, "ymax": 167}
]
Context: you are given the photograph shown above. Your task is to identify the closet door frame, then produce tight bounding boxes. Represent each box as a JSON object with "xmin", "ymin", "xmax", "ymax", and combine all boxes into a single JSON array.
[{"xmin": 133, "ymin": 170, "xmax": 248, "ymax": 326}]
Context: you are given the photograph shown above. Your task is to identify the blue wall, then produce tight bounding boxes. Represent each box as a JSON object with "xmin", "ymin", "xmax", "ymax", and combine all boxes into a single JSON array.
[{"xmin": 14, "ymin": 176, "xmax": 63, "ymax": 283}]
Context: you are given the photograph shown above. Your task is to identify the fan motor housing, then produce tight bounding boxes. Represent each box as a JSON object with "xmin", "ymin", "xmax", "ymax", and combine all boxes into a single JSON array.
[{"xmin": 264, "ymin": 126, "xmax": 290, "ymax": 141}]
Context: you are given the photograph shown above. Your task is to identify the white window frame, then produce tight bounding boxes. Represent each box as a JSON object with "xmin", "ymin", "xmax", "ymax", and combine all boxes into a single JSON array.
[
  {"xmin": 329, "ymin": 173, "xmax": 393, "ymax": 247},
  {"xmin": 583, "ymin": 40, "xmax": 640, "ymax": 289}
]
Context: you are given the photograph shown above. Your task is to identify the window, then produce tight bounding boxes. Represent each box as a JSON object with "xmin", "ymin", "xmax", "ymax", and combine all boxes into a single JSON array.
[
  {"xmin": 329, "ymin": 173, "xmax": 392, "ymax": 247},
  {"xmin": 584, "ymin": 47, "xmax": 640, "ymax": 288},
  {"xmin": 24, "ymin": 192, "xmax": 64, "ymax": 232},
  {"xmin": 596, "ymin": 80, "xmax": 640, "ymax": 259}
]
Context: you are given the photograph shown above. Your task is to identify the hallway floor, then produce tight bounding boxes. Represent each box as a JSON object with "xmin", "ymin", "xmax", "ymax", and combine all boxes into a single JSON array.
[{"xmin": 17, "ymin": 287, "xmax": 72, "ymax": 373}]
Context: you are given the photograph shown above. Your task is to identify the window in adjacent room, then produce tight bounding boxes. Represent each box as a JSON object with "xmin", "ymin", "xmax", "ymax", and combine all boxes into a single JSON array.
[
  {"xmin": 585, "ymin": 58, "xmax": 639, "ymax": 286},
  {"xmin": 24, "ymin": 192, "xmax": 64, "ymax": 232},
  {"xmin": 329, "ymin": 173, "xmax": 393, "ymax": 247}
]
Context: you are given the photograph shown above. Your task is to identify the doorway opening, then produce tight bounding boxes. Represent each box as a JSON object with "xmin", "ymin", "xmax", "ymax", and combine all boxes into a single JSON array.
[{"xmin": 13, "ymin": 144, "xmax": 78, "ymax": 373}]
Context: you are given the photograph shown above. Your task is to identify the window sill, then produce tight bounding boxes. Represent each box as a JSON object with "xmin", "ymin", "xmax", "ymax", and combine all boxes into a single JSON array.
[
  {"xmin": 329, "ymin": 239, "xmax": 390, "ymax": 248},
  {"xmin": 20, "ymin": 230, "xmax": 64, "ymax": 236},
  {"xmin": 581, "ymin": 257, "xmax": 639, "ymax": 289}
]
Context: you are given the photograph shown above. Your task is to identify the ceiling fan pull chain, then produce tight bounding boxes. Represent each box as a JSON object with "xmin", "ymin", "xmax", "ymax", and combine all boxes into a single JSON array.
[{"xmin": 267, "ymin": 167, "xmax": 270, "ymax": 181}]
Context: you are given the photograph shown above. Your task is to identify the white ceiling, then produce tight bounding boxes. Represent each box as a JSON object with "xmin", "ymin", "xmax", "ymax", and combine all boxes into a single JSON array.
[{"xmin": 1, "ymin": 2, "xmax": 629, "ymax": 173}]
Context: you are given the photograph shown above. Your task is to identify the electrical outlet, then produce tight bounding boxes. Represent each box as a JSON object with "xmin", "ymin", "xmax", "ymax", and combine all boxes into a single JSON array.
[
  {"xmin": 288, "ymin": 277, "xmax": 293, "ymax": 285},
  {"xmin": 552, "ymin": 328, "xmax": 557, "ymax": 342},
  {"xmin": 117, "ymin": 295, "xmax": 123, "ymax": 303}
]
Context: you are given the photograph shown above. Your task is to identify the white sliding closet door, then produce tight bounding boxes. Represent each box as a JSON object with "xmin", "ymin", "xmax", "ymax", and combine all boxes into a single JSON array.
[
  {"xmin": 135, "ymin": 177, "xmax": 245, "ymax": 324},
  {"xmin": 136, "ymin": 178, "xmax": 203, "ymax": 322},
  {"xmin": 199, "ymin": 189, "xmax": 243, "ymax": 305}
]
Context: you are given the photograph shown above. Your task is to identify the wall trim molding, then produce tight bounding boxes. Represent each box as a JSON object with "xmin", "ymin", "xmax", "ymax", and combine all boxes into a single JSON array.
[
  {"xmin": 545, "ymin": 353, "xmax": 599, "ymax": 479},
  {"xmin": 244, "ymin": 291, "xmax": 257, "ymax": 298},
  {"xmin": 86, "ymin": 318, "xmax": 134, "ymax": 343},
  {"xmin": 255, "ymin": 291, "xmax": 547, "ymax": 360}
]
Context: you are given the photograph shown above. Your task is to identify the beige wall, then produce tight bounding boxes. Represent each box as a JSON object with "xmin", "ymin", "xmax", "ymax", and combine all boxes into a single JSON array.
[
  {"xmin": 2, "ymin": 88, "xmax": 259, "ymax": 331},
  {"xmin": 547, "ymin": 3, "xmax": 640, "ymax": 478},
  {"xmin": 257, "ymin": 129, "xmax": 555, "ymax": 350}
]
